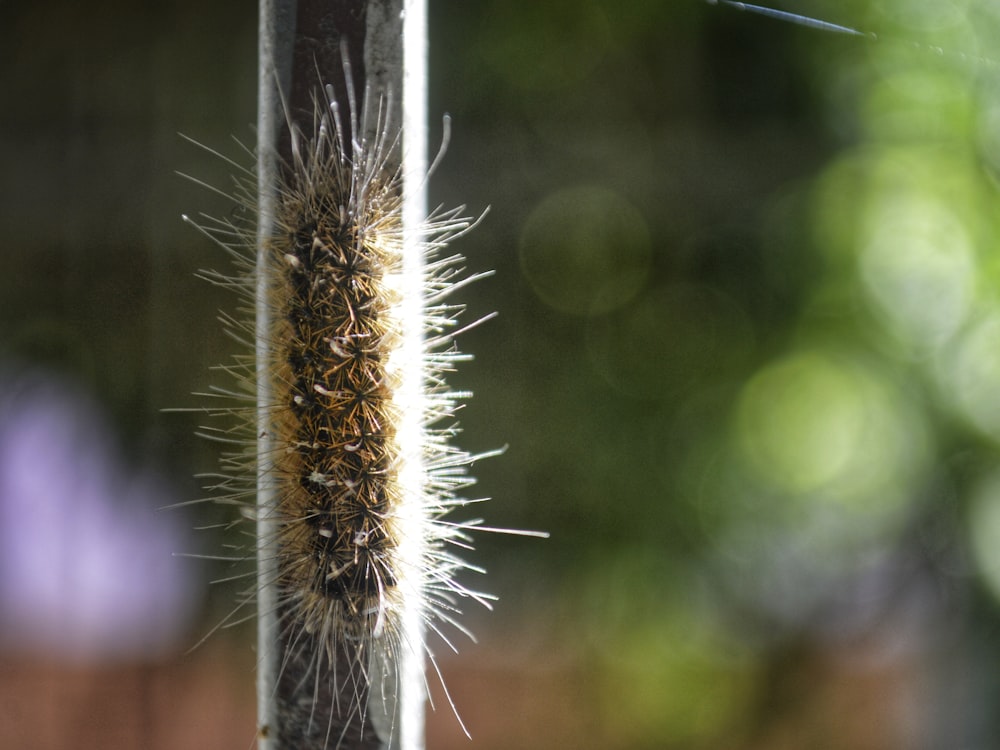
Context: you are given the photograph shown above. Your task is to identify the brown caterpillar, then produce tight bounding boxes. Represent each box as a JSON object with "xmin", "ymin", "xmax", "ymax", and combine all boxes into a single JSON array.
[{"xmin": 181, "ymin": 68, "xmax": 541, "ymax": 748}]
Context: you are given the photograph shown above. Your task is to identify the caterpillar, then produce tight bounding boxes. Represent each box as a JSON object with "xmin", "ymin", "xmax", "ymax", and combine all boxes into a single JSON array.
[{"xmin": 181, "ymin": 58, "xmax": 542, "ymax": 749}]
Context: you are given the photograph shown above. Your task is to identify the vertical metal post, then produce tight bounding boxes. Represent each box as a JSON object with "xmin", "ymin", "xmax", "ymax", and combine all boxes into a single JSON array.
[
  {"xmin": 255, "ymin": 1, "xmax": 293, "ymax": 747},
  {"xmin": 255, "ymin": 1, "xmax": 424, "ymax": 747},
  {"xmin": 398, "ymin": 4, "xmax": 428, "ymax": 749}
]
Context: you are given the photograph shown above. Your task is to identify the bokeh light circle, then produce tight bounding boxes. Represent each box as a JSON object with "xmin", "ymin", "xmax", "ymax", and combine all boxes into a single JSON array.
[
  {"xmin": 736, "ymin": 349, "xmax": 927, "ymax": 508},
  {"xmin": 519, "ymin": 184, "xmax": 651, "ymax": 316},
  {"xmin": 860, "ymin": 191, "xmax": 975, "ymax": 351},
  {"xmin": 968, "ymin": 469, "xmax": 1000, "ymax": 605},
  {"xmin": 937, "ymin": 308, "xmax": 1000, "ymax": 444}
]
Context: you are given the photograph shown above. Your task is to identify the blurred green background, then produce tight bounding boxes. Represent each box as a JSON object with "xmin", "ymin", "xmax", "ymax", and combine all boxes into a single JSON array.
[{"xmin": 4, "ymin": 0, "xmax": 1000, "ymax": 748}]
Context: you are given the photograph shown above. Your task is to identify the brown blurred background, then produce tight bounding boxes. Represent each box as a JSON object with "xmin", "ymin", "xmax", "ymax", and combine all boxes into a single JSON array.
[{"xmin": 4, "ymin": 0, "xmax": 1000, "ymax": 748}]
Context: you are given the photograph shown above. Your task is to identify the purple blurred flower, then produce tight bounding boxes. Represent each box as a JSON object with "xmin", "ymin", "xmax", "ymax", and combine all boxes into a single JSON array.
[{"xmin": 0, "ymin": 369, "xmax": 198, "ymax": 662}]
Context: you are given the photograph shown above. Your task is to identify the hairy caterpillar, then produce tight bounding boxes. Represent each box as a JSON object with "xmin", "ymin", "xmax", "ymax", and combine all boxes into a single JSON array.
[{"xmin": 181, "ymin": 56, "xmax": 542, "ymax": 748}]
